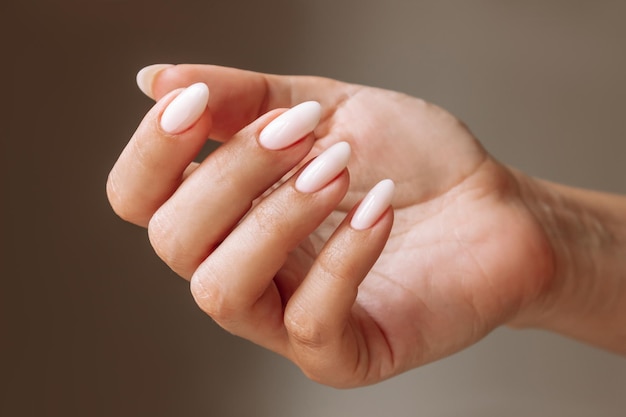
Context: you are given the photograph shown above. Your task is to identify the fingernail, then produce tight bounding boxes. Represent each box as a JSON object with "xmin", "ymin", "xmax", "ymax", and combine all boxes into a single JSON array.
[
  {"xmin": 351, "ymin": 179, "xmax": 395, "ymax": 230},
  {"xmin": 259, "ymin": 101, "xmax": 322, "ymax": 150},
  {"xmin": 160, "ymin": 83, "xmax": 210, "ymax": 134},
  {"xmin": 136, "ymin": 64, "xmax": 174, "ymax": 98},
  {"xmin": 295, "ymin": 142, "xmax": 351, "ymax": 193}
]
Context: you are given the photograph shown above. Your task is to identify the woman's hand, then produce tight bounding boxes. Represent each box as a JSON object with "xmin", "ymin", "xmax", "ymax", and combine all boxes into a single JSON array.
[{"xmin": 109, "ymin": 64, "xmax": 615, "ymax": 387}]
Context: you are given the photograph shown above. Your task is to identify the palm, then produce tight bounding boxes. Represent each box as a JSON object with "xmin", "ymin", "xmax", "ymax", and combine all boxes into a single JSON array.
[{"xmin": 277, "ymin": 81, "xmax": 552, "ymax": 382}]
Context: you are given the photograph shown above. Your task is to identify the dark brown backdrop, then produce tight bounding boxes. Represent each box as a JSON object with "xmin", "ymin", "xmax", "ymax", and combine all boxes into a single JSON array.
[{"xmin": 3, "ymin": 1, "xmax": 625, "ymax": 416}]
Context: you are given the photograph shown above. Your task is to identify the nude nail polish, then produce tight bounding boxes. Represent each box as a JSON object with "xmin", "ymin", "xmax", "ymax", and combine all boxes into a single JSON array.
[
  {"xmin": 160, "ymin": 83, "xmax": 209, "ymax": 134},
  {"xmin": 350, "ymin": 179, "xmax": 395, "ymax": 230},
  {"xmin": 295, "ymin": 142, "xmax": 351, "ymax": 193},
  {"xmin": 136, "ymin": 64, "xmax": 174, "ymax": 98},
  {"xmin": 259, "ymin": 101, "xmax": 322, "ymax": 150}
]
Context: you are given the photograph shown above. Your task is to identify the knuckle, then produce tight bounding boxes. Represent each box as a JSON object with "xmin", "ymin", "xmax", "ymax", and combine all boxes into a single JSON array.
[
  {"xmin": 284, "ymin": 304, "xmax": 325, "ymax": 350},
  {"xmin": 299, "ymin": 364, "xmax": 361, "ymax": 389},
  {"xmin": 190, "ymin": 269, "xmax": 238, "ymax": 325},
  {"xmin": 317, "ymin": 250, "xmax": 352, "ymax": 284},
  {"xmin": 131, "ymin": 133, "xmax": 160, "ymax": 172},
  {"xmin": 106, "ymin": 173, "xmax": 135, "ymax": 222},
  {"xmin": 106, "ymin": 171, "xmax": 152, "ymax": 226},
  {"xmin": 299, "ymin": 365, "xmax": 334, "ymax": 387},
  {"xmin": 252, "ymin": 201, "xmax": 291, "ymax": 241},
  {"xmin": 147, "ymin": 208, "xmax": 196, "ymax": 276}
]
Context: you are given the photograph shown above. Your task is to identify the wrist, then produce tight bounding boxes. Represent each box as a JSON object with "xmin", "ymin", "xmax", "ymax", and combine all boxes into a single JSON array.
[{"xmin": 509, "ymin": 171, "xmax": 626, "ymax": 354}]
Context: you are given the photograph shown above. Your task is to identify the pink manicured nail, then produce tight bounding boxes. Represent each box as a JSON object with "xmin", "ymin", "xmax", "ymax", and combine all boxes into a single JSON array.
[
  {"xmin": 259, "ymin": 101, "xmax": 322, "ymax": 150},
  {"xmin": 136, "ymin": 64, "xmax": 174, "ymax": 98},
  {"xmin": 295, "ymin": 142, "xmax": 351, "ymax": 193},
  {"xmin": 160, "ymin": 83, "xmax": 209, "ymax": 134},
  {"xmin": 350, "ymin": 179, "xmax": 395, "ymax": 230}
]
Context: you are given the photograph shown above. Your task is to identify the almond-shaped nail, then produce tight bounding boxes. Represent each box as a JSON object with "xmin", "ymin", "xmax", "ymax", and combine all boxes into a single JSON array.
[
  {"xmin": 295, "ymin": 142, "xmax": 351, "ymax": 193},
  {"xmin": 351, "ymin": 179, "xmax": 395, "ymax": 230},
  {"xmin": 136, "ymin": 64, "xmax": 174, "ymax": 98},
  {"xmin": 259, "ymin": 101, "xmax": 322, "ymax": 150},
  {"xmin": 160, "ymin": 83, "xmax": 209, "ymax": 134}
]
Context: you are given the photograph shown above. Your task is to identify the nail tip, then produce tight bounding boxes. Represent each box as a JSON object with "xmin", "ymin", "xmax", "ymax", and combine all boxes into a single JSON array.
[
  {"xmin": 189, "ymin": 82, "xmax": 211, "ymax": 101},
  {"xmin": 379, "ymin": 178, "xmax": 396, "ymax": 193},
  {"xmin": 136, "ymin": 64, "xmax": 174, "ymax": 98},
  {"xmin": 258, "ymin": 101, "xmax": 324, "ymax": 150},
  {"xmin": 294, "ymin": 141, "xmax": 352, "ymax": 193},
  {"xmin": 302, "ymin": 101, "xmax": 322, "ymax": 129},
  {"xmin": 335, "ymin": 141, "xmax": 352, "ymax": 160},
  {"xmin": 160, "ymin": 83, "xmax": 209, "ymax": 134},
  {"xmin": 350, "ymin": 178, "xmax": 395, "ymax": 230},
  {"xmin": 301, "ymin": 100, "xmax": 322, "ymax": 117}
]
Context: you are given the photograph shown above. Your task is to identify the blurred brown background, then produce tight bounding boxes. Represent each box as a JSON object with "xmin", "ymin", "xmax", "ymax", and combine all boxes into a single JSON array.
[{"xmin": 3, "ymin": 1, "xmax": 625, "ymax": 416}]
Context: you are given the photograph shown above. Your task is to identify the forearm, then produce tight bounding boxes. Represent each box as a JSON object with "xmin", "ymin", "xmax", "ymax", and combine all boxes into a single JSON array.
[{"xmin": 512, "ymin": 173, "xmax": 626, "ymax": 354}]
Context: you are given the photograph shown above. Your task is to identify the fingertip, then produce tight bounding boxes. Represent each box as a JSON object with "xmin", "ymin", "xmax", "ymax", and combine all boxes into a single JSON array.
[
  {"xmin": 137, "ymin": 64, "xmax": 175, "ymax": 99},
  {"xmin": 258, "ymin": 101, "xmax": 322, "ymax": 150},
  {"xmin": 350, "ymin": 179, "xmax": 395, "ymax": 230},
  {"xmin": 295, "ymin": 142, "xmax": 352, "ymax": 193},
  {"xmin": 159, "ymin": 82, "xmax": 210, "ymax": 134}
]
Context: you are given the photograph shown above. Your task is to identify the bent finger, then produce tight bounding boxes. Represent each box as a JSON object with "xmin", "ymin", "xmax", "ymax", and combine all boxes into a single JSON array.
[
  {"xmin": 284, "ymin": 180, "xmax": 395, "ymax": 386},
  {"xmin": 107, "ymin": 83, "xmax": 211, "ymax": 227}
]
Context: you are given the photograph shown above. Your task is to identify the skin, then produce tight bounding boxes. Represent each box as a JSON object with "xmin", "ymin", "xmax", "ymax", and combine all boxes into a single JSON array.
[{"xmin": 107, "ymin": 65, "xmax": 626, "ymax": 388}]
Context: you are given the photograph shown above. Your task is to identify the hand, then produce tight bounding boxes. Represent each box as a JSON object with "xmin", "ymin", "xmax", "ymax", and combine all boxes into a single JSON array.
[{"xmin": 108, "ymin": 65, "xmax": 556, "ymax": 387}]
